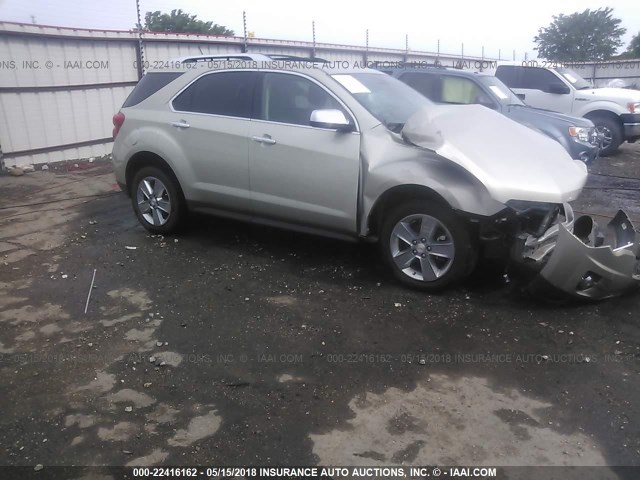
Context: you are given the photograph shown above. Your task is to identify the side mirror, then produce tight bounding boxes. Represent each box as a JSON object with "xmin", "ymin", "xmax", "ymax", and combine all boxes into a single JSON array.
[
  {"xmin": 548, "ymin": 83, "xmax": 570, "ymax": 94},
  {"xmin": 310, "ymin": 109, "xmax": 354, "ymax": 132}
]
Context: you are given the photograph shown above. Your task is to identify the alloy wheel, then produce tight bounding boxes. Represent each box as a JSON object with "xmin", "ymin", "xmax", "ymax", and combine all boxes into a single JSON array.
[
  {"xmin": 136, "ymin": 176, "xmax": 171, "ymax": 226},
  {"xmin": 389, "ymin": 214, "xmax": 455, "ymax": 282},
  {"xmin": 595, "ymin": 125, "xmax": 612, "ymax": 149}
]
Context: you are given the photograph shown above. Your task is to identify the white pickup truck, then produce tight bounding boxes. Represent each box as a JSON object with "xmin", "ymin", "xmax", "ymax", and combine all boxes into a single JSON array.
[{"xmin": 493, "ymin": 62, "xmax": 640, "ymax": 156}]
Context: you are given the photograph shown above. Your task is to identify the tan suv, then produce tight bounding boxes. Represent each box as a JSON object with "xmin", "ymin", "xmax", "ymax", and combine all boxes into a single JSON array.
[{"xmin": 111, "ymin": 54, "xmax": 639, "ymax": 299}]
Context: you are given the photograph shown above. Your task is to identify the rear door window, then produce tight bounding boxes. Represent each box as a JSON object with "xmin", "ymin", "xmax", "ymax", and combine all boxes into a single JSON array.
[{"xmin": 172, "ymin": 71, "xmax": 256, "ymax": 118}]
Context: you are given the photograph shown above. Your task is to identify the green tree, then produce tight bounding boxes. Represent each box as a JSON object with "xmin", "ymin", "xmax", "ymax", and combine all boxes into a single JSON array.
[
  {"xmin": 534, "ymin": 7, "xmax": 626, "ymax": 61},
  {"xmin": 143, "ymin": 9, "xmax": 234, "ymax": 35},
  {"xmin": 623, "ymin": 32, "xmax": 640, "ymax": 58}
]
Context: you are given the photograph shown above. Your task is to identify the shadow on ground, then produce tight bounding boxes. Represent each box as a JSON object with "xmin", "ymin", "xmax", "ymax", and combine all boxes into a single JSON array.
[{"xmin": 0, "ymin": 155, "xmax": 639, "ymax": 476}]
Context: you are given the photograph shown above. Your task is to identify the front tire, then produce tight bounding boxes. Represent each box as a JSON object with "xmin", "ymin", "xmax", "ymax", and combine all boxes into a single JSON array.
[
  {"xmin": 589, "ymin": 114, "xmax": 622, "ymax": 157},
  {"xmin": 131, "ymin": 166, "xmax": 185, "ymax": 234},
  {"xmin": 379, "ymin": 202, "xmax": 474, "ymax": 291}
]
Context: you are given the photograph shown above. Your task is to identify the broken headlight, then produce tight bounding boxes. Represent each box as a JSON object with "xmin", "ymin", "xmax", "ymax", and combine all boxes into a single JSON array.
[{"xmin": 506, "ymin": 200, "xmax": 561, "ymax": 237}]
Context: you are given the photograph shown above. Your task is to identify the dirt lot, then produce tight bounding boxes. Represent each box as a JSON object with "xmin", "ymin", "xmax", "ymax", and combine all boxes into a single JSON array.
[{"xmin": 1, "ymin": 146, "xmax": 639, "ymax": 476}]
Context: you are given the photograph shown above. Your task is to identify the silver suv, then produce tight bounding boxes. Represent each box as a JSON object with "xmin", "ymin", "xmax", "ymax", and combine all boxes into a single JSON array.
[{"xmin": 112, "ymin": 54, "xmax": 639, "ymax": 298}]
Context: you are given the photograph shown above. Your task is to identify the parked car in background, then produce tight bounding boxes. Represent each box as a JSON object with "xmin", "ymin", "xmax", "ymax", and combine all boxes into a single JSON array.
[
  {"xmin": 492, "ymin": 62, "xmax": 640, "ymax": 156},
  {"xmin": 383, "ymin": 66, "xmax": 600, "ymax": 163},
  {"xmin": 111, "ymin": 54, "xmax": 640, "ymax": 299}
]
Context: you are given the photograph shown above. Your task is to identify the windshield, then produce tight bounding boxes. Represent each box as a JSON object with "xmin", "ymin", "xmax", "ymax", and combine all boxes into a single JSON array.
[
  {"xmin": 476, "ymin": 75, "xmax": 524, "ymax": 106},
  {"xmin": 331, "ymin": 73, "xmax": 432, "ymax": 132},
  {"xmin": 556, "ymin": 67, "xmax": 592, "ymax": 90}
]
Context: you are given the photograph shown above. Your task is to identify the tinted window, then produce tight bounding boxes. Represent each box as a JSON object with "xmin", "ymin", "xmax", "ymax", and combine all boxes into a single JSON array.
[
  {"xmin": 258, "ymin": 73, "xmax": 344, "ymax": 126},
  {"xmin": 172, "ymin": 71, "xmax": 255, "ymax": 118},
  {"xmin": 123, "ymin": 72, "xmax": 184, "ymax": 107},
  {"xmin": 399, "ymin": 72, "xmax": 443, "ymax": 101},
  {"xmin": 496, "ymin": 66, "xmax": 565, "ymax": 93},
  {"xmin": 520, "ymin": 67, "xmax": 564, "ymax": 92},
  {"xmin": 495, "ymin": 66, "xmax": 520, "ymax": 88}
]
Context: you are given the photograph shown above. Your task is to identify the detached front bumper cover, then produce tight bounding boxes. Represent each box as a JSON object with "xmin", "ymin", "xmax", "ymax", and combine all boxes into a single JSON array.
[{"xmin": 538, "ymin": 210, "xmax": 640, "ymax": 300}]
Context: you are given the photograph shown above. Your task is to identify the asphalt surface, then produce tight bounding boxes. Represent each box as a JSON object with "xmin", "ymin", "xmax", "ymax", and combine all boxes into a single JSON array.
[{"xmin": 1, "ymin": 146, "xmax": 640, "ymax": 478}]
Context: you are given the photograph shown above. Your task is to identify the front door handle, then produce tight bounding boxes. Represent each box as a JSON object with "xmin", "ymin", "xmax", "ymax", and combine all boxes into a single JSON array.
[
  {"xmin": 252, "ymin": 135, "xmax": 276, "ymax": 145},
  {"xmin": 170, "ymin": 120, "xmax": 190, "ymax": 129}
]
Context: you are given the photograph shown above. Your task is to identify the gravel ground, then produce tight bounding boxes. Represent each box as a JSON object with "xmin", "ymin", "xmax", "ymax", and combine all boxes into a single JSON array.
[{"xmin": 0, "ymin": 145, "xmax": 639, "ymax": 478}]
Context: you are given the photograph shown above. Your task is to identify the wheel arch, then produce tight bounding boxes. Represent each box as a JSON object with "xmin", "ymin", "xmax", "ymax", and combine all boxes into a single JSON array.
[
  {"xmin": 583, "ymin": 109, "xmax": 623, "ymax": 127},
  {"xmin": 583, "ymin": 110, "xmax": 624, "ymax": 155},
  {"xmin": 125, "ymin": 151, "xmax": 186, "ymax": 202},
  {"xmin": 366, "ymin": 184, "xmax": 451, "ymax": 238}
]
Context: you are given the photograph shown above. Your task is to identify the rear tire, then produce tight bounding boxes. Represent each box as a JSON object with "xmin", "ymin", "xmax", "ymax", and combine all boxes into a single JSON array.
[
  {"xmin": 589, "ymin": 114, "xmax": 622, "ymax": 157},
  {"xmin": 379, "ymin": 201, "xmax": 475, "ymax": 291},
  {"xmin": 131, "ymin": 166, "xmax": 185, "ymax": 234}
]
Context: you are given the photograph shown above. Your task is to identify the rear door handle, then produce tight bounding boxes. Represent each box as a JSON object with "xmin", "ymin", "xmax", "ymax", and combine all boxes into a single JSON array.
[
  {"xmin": 252, "ymin": 135, "xmax": 276, "ymax": 145},
  {"xmin": 170, "ymin": 120, "xmax": 190, "ymax": 129}
]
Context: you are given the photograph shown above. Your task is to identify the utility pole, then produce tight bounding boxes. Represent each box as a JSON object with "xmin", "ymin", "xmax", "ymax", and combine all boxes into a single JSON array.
[
  {"xmin": 364, "ymin": 29, "xmax": 369, "ymax": 64},
  {"xmin": 135, "ymin": 0, "xmax": 145, "ymax": 79},
  {"xmin": 242, "ymin": 11, "xmax": 248, "ymax": 53},
  {"xmin": 404, "ymin": 34, "xmax": 409, "ymax": 62},
  {"xmin": 311, "ymin": 21, "xmax": 316, "ymax": 59}
]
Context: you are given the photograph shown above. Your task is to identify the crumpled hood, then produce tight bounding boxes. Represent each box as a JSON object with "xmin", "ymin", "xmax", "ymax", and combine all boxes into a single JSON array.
[{"xmin": 402, "ymin": 104, "xmax": 588, "ymax": 204}]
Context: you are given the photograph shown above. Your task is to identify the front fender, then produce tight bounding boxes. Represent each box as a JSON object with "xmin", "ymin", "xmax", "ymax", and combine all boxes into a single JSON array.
[
  {"xmin": 573, "ymin": 101, "xmax": 627, "ymax": 118},
  {"xmin": 359, "ymin": 127, "xmax": 505, "ymax": 236}
]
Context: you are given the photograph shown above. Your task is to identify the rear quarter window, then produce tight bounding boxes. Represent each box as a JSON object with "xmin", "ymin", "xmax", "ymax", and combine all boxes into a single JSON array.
[{"xmin": 122, "ymin": 72, "xmax": 184, "ymax": 107}]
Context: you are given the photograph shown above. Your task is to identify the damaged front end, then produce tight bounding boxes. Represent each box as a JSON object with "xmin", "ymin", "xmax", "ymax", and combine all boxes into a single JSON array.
[
  {"xmin": 511, "ymin": 204, "xmax": 640, "ymax": 300},
  {"xmin": 398, "ymin": 104, "xmax": 638, "ymax": 299}
]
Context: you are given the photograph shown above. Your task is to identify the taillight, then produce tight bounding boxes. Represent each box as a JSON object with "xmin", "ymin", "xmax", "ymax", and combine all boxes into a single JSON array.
[{"xmin": 112, "ymin": 112, "xmax": 125, "ymax": 139}]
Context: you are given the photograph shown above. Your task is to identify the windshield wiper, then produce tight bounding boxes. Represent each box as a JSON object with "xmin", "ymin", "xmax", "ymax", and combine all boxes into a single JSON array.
[{"xmin": 577, "ymin": 86, "xmax": 592, "ymax": 90}]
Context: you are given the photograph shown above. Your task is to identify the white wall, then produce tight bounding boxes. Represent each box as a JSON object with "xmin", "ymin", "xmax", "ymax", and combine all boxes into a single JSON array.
[
  {"xmin": 0, "ymin": 21, "xmax": 492, "ymax": 168},
  {"xmin": 570, "ymin": 60, "xmax": 640, "ymax": 88}
]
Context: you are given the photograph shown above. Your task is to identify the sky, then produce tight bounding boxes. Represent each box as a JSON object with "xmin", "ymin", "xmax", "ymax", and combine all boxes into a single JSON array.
[{"xmin": 0, "ymin": 0, "xmax": 639, "ymax": 60}]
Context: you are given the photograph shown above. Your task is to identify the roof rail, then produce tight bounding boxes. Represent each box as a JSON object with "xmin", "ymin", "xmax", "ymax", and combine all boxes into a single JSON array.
[
  {"xmin": 175, "ymin": 53, "xmax": 270, "ymax": 63},
  {"xmin": 370, "ymin": 60, "xmax": 449, "ymax": 71},
  {"xmin": 267, "ymin": 54, "xmax": 329, "ymax": 63},
  {"xmin": 174, "ymin": 53, "xmax": 331, "ymax": 64}
]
